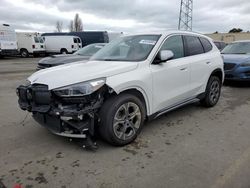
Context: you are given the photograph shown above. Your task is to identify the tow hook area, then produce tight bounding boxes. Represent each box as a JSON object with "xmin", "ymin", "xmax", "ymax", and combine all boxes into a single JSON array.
[{"xmin": 81, "ymin": 135, "xmax": 98, "ymax": 150}]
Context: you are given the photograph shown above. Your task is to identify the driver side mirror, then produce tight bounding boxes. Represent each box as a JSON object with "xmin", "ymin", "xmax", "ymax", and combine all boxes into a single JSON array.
[{"xmin": 153, "ymin": 50, "xmax": 174, "ymax": 64}]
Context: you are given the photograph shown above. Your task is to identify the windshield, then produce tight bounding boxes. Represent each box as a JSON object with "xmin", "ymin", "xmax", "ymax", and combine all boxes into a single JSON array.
[
  {"xmin": 222, "ymin": 42, "xmax": 250, "ymax": 54},
  {"xmin": 74, "ymin": 44, "xmax": 105, "ymax": 56},
  {"xmin": 91, "ymin": 35, "xmax": 161, "ymax": 61}
]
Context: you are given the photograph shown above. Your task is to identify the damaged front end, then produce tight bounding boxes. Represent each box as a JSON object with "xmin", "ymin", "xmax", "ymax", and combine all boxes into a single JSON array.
[{"xmin": 16, "ymin": 78, "xmax": 109, "ymax": 144}]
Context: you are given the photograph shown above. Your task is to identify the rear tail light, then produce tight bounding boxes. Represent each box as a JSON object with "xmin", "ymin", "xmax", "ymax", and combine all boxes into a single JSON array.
[
  {"xmin": 72, "ymin": 44, "xmax": 74, "ymax": 48},
  {"xmin": 32, "ymin": 45, "xmax": 35, "ymax": 49}
]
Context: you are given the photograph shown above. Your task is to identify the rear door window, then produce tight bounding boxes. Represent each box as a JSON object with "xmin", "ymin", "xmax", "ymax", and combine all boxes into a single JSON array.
[
  {"xmin": 160, "ymin": 35, "xmax": 184, "ymax": 59},
  {"xmin": 199, "ymin": 37, "xmax": 212, "ymax": 52},
  {"xmin": 34, "ymin": 37, "xmax": 40, "ymax": 43},
  {"xmin": 184, "ymin": 35, "xmax": 204, "ymax": 56}
]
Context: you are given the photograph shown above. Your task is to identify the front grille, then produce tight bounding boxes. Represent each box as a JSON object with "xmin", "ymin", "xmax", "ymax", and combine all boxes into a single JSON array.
[{"xmin": 224, "ymin": 63, "xmax": 236, "ymax": 71}]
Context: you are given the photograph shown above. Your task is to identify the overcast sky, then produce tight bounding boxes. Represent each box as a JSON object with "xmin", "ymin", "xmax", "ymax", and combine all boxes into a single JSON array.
[{"xmin": 1, "ymin": 0, "xmax": 250, "ymax": 34}]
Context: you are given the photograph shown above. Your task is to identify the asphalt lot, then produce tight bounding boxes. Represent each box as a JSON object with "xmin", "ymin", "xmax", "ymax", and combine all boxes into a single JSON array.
[{"xmin": 0, "ymin": 57, "xmax": 250, "ymax": 188}]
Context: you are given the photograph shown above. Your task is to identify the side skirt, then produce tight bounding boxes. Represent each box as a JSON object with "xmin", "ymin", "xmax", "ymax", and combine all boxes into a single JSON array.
[{"xmin": 147, "ymin": 96, "xmax": 203, "ymax": 121}]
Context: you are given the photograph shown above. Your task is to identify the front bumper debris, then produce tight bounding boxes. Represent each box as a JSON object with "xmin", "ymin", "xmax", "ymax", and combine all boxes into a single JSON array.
[{"xmin": 16, "ymin": 83, "xmax": 104, "ymax": 142}]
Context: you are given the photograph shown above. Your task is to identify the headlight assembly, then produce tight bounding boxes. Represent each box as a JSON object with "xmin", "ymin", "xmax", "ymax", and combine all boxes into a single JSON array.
[
  {"xmin": 241, "ymin": 61, "xmax": 250, "ymax": 67},
  {"xmin": 53, "ymin": 78, "xmax": 106, "ymax": 97}
]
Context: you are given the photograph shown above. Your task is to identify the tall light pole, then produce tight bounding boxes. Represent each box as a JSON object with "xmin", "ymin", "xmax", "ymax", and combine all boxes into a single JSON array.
[{"xmin": 178, "ymin": 0, "xmax": 193, "ymax": 31}]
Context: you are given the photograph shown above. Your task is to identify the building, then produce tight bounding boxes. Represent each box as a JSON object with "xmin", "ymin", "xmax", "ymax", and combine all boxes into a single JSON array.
[{"xmin": 205, "ymin": 32, "xmax": 250, "ymax": 43}]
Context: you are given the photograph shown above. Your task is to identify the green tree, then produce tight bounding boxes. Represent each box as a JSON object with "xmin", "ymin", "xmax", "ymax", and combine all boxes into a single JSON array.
[{"xmin": 229, "ymin": 28, "xmax": 243, "ymax": 33}]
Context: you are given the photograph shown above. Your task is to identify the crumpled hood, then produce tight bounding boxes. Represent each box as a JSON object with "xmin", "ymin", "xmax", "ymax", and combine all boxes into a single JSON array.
[
  {"xmin": 222, "ymin": 54, "xmax": 250, "ymax": 64},
  {"xmin": 38, "ymin": 55, "xmax": 90, "ymax": 66},
  {"xmin": 29, "ymin": 60, "xmax": 138, "ymax": 90}
]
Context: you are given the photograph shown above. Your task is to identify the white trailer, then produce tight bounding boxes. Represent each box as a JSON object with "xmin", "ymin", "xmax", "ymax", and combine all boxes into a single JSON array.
[
  {"xmin": 0, "ymin": 24, "xmax": 18, "ymax": 57},
  {"xmin": 108, "ymin": 32, "xmax": 123, "ymax": 42},
  {"xmin": 43, "ymin": 35, "xmax": 82, "ymax": 54},
  {"xmin": 17, "ymin": 32, "xmax": 45, "ymax": 57}
]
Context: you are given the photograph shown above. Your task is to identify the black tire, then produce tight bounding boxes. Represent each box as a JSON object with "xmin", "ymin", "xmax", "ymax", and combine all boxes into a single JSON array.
[
  {"xmin": 60, "ymin": 49, "xmax": 68, "ymax": 54},
  {"xmin": 20, "ymin": 49, "xmax": 29, "ymax": 58},
  {"xmin": 200, "ymin": 76, "xmax": 222, "ymax": 107},
  {"xmin": 99, "ymin": 93, "xmax": 146, "ymax": 146}
]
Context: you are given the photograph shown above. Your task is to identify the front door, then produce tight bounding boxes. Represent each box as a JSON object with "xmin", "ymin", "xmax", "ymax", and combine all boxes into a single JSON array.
[{"xmin": 150, "ymin": 35, "xmax": 190, "ymax": 113}]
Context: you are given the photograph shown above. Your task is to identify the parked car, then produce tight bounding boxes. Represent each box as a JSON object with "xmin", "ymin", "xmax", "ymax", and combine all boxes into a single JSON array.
[
  {"xmin": 0, "ymin": 24, "xmax": 18, "ymax": 57},
  {"xmin": 16, "ymin": 31, "xmax": 224, "ymax": 147},
  {"xmin": 42, "ymin": 31, "xmax": 109, "ymax": 47},
  {"xmin": 17, "ymin": 32, "xmax": 45, "ymax": 57},
  {"xmin": 43, "ymin": 35, "xmax": 82, "ymax": 54},
  {"xmin": 37, "ymin": 43, "xmax": 106, "ymax": 70},
  {"xmin": 214, "ymin": 41, "xmax": 227, "ymax": 51},
  {"xmin": 221, "ymin": 40, "xmax": 250, "ymax": 81}
]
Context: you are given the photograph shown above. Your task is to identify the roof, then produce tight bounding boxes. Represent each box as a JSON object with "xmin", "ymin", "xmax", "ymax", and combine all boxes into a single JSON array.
[{"xmin": 124, "ymin": 30, "xmax": 209, "ymax": 38}]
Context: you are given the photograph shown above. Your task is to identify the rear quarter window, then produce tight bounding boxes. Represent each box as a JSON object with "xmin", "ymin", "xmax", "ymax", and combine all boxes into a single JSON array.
[
  {"xmin": 184, "ymin": 35, "xmax": 204, "ymax": 56},
  {"xmin": 199, "ymin": 37, "xmax": 213, "ymax": 52}
]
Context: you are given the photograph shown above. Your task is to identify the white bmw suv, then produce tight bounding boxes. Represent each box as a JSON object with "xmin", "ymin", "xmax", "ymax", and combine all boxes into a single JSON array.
[{"xmin": 17, "ymin": 31, "xmax": 224, "ymax": 147}]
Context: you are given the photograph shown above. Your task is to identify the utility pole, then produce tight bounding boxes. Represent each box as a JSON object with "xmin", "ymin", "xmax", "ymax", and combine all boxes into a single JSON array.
[{"xmin": 178, "ymin": 0, "xmax": 193, "ymax": 31}]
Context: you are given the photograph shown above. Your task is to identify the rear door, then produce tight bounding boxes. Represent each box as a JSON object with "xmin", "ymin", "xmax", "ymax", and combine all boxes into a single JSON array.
[
  {"xmin": 151, "ymin": 35, "xmax": 191, "ymax": 113},
  {"xmin": 184, "ymin": 35, "xmax": 211, "ymax": 96}
]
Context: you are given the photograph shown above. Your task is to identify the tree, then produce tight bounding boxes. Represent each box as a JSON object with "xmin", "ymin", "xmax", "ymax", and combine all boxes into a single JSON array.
[
  {"xmin": 69, "ymin": 13, "xmax": 83, "ymax": 32},
  {"xmin": 69, "ymin": 20, "xmax": 74, "ymax": 32},
  {"xmin": 229, "ymin": 28, "xmax": 243, "ymax": 33},
  {"xmin": 55, "ymin": 21, "xmax": 63, "ymax": 32},
  {"xmin": 214, "ymin": 31, "xmax": 219, "ymax": 34}
]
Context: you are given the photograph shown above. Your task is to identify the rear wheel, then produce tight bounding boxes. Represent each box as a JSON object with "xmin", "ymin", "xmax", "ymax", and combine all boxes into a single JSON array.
[
  {"xmin": 99, "ymin": 93, "xmax": 146, "ymax": 146},
  {"xmin": 60, "ymin": 49, "xmax": 68, "ymax": 54},
  {"xmin": 201, "ymin": 76, "xmax": 221, "ymax": 107},
  {"xmin": 20, "ymin": 49, "xmax": 29, "ymax": 58}
]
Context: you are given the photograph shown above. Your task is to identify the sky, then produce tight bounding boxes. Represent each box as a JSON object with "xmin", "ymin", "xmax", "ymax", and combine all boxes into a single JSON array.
[{"xmin": 0, "ymin": 0, "xmax": 250, "ymax": 34}]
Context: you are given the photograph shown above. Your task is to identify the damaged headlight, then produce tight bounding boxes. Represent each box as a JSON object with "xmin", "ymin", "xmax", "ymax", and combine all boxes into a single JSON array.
[{"xmin": 53, "ymin": 78, "xmax": 106, "ymax": 97}]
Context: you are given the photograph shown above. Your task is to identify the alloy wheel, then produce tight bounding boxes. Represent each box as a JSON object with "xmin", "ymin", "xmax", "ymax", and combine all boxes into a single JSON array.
[{"xmin": 113, "ymin": 102, "xmax": 142, "ymax": 141}]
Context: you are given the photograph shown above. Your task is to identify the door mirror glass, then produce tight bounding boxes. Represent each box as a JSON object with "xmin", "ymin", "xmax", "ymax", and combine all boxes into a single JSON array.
[{"xmin": 155, "ymin": 50, "xmax": 174, "ymax": 64}]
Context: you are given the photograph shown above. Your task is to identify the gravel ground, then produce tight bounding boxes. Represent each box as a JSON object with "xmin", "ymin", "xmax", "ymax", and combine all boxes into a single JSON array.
[{"xmin": 0, "ymin": 57, "xmax": 250, "ymax": 188}]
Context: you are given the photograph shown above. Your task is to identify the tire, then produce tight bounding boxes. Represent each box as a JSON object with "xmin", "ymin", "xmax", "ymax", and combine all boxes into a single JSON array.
[
  {"xmin": 200, "ymin": 76, "xmax": 222, "ymax": 107},
  {"xmin": 99, "ymin": 93, "xmax": 146, "ymax": 146},
  {"xmin": 60, "ymin": 49, "xmax": 68, "ymax": 54},
  {"xmin": 20, "ymin": 49, "xmax": 29, "ymax": 58}
]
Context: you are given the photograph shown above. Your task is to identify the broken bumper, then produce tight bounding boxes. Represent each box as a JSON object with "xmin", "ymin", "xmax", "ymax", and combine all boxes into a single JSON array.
[{"xmin": 16, "ymin": 84, "xmax": 102, "ymax": 138}]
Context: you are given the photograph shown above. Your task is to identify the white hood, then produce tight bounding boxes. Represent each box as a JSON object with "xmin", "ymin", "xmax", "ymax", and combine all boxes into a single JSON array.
[{"xmin": 28, "ymin": 60, "xmax": 138, "ymax": 90}]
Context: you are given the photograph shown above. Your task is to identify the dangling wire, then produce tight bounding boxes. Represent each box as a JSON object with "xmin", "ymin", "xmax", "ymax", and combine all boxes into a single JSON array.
[{"xmin": 20, "ymin": 112, "xmax": 29, "ymax": 126}]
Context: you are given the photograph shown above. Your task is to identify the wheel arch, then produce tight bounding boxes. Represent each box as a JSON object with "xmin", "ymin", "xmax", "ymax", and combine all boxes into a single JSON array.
[
  {"xmin": 210, "ymin": 68, "xmax": 224, "ymax": 83},
  {"xmin": 60, "ymin": 48, "xmax": 68, "ymax": 53},
  {"xmin": 106, "ymin": 85, "xmax": 151, "ymax": 116},
  {"xmin": 20, "ymin": 48, "xmax": 28, "ymax": 52}
]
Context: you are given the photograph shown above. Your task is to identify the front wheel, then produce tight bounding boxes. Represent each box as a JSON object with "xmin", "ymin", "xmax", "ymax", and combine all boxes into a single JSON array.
[
  {"xmin": 200, "ymin": 76, "xmax": 222, "ymax": 107},
  {"xmin": 99, "ymin": 93, "xmax": 146, "ymax": 146}
]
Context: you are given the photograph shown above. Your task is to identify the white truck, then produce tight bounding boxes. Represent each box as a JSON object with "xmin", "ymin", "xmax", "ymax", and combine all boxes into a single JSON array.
[
  {"xmin": 17, "ymin": 32, "xmax": 45, "ymax": 57},
  {"xmin": 43, "ymin": 35, "xmax": 82, "ymax": 54},
  {"xmin": 0, "ymin": 24, "xmax": 18, "ymax": 57}
]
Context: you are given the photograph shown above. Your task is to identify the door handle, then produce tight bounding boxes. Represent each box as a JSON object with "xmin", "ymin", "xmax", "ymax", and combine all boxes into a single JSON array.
[
  {"xmin": 180, "ymin": 67, "xmax": 188, "ymax": 71},
  {"xmin": 206, "ymin": 61, "xmax": 211, "ymax": 64}
]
